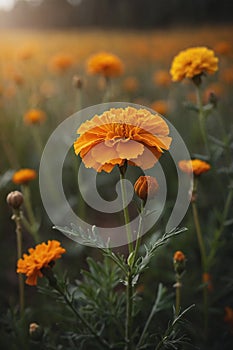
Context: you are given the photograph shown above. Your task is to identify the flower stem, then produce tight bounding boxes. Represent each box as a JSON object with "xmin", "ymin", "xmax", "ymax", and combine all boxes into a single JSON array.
[
  {"xmin": 191, "ymin": 178, "xmax": 208, "ymax": 335},
  {"xmin": 196, "ymin": 86, "xmax": 210, "ymax": 157},
  {"xmin": 175, "ymin": 277, "xmax": 181, "ymax": 317},
  {"xmin": 21, "ymin": 185, "xmax": 40, "ymax": 243},
  {"xmin": 125, "ymin": 270, "xmax": 133, "ymax": 350},
  {"xmin": 12, "ymin": 210, "xmax": 24, "ymax": 317},
  {"xmin": 120, "ymin": 172, "xmax": 133, "ymax": 254}
]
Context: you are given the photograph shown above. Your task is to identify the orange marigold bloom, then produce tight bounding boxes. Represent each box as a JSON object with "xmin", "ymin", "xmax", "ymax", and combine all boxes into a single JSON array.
[
  {"xmin": 173, "ymin": 250, "xmax": 185, "ymax": 262},
  {"xmin": 170, "ymin": 47, "xmax": 218, "ymax": 82},
  {"xmin": 74, "ymin": 107, "xmax": 172, "ymax": 173},
  {"xmin": 24, "ymin": 108, "xmax": 46, "ymax": 125},
  {"xmin": 86, "ymin": 52, "xmax": 124, "ymax": 78},
  {"xmin": 153, "ymin": 70, "xmax": 171, "ymax": 87},
  {"xmin": 12, "ymin": 169, "xmax": 37, "ymax": 185},
  {"xmin": 178, "ymin": 159, "xmax": 211, "ymax": 176},
  {"xmin": 134, "ymin": 175, "xmax": 159, "ymax": 201},
  {"xmin": 17, "ymin": 240, "xmax": 66, "ymax": 286},
  {"xmin": 151, "ymin": 100, "xmax": 168, "ymax": 115},
  {"xmin": 49, "ymin": 53, "xmax": 74, "ymax": 73}
]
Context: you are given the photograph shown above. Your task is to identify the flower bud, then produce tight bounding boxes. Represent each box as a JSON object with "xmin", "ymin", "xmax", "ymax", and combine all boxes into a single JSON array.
[
  {"xmin": 29, "ymin": 322, "xmax": 44, "ymax": 340},
  {"xmin": 6, "ymin": 191, "xmax": 24, "ymax": 210},
  {"xmin": 72, "ymin": 75, "xmax": 83, "ymax": 89},
  {"xmin": 173, "ymin": 250, "xmax": 186, "ymax": 275},
  {"xmin": 134, "ymin": 175, "xmax": 158, "ymax": 202}
]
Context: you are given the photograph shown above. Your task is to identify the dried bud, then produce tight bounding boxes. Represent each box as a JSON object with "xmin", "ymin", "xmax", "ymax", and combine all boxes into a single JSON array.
[
  {"xmin": 134, "ymin": 175, "xmax": 159, "ymax": 202},
  {"xmin": 173, "ymin": 250, "xmax": 186, "ymax": 275},
  {"xmin": 29, "ymin": 322, "xmax": 44, "ymax": 341},
  {"xmin": 72, "ymin": 75, "xmax": 83, "ymax": 89},
  {"xmin": 6, "ymin": 191, "xmax": 24, "ymax": 210}
]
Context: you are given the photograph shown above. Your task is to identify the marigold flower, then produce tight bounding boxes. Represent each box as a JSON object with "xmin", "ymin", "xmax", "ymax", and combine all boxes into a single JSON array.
[
  {"xmin": 134, "ymin": 175, "xmax": 159, "ymax": 201},
  {"xmin": 86, "ymin": 52, "xmax": 124, "ymax": 78},
  {"xmin": 151, "ymin": 100, "xmax": 168, "ymax": 115},
  {"xmin": 74, "ymin": 107, "xmax": 172, "ymax": 173},
  {"xmin": 49, "ymin": 53, "xmax": 74, "ymax": 73},
  {"xmin": 170, "ymin": 47, "xmax": 218, "ymax": 82},
  {"xmin": 173, "ymin": 250, "xmax": 185, "ymax": 262},
  {"xmin": 17, "ymin": 240, "xmax": 66, "ymax": 286},
  {"xmin": 24, "ymin": 109, "xmax": 46, "ymax": 125},
  {"xmin": 12, "ymin": 169, "xmax": 37, "ymax": 185},
  {"xmin": 178, "ymin": 159, "xmax": 211, "ymax": 176}
]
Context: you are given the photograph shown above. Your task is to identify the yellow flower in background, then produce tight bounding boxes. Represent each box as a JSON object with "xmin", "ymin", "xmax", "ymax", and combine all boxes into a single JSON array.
[
  {"xmin": 12, "ymin": 169, "xmax": 37, "ymax": 185},
  {"xmin": 134, "ymin": 175, "xmax": 159, "ymax": 201},
  {"xmin": 170, "ymin": 47, "xmax": 218, "ymax": 82},
  {"xmin": 24, "ymin": 108, "xmax": 46, "ymax": 125},
  {"xmin": 74, "ymin": 107, "xmax": 171, "ymax": 173},
  {"xmin": 178, "ymin": 159, "xmax": 211, "ymax": 176},
  {"xmin": 17, "ymin": 240, "xmax": 66, "ymax": 286},
  {"xmin": 49, "ymin": 53, "xmax": 74, "ymax": 73},
  {"xmin": 86, "ymin": 52, "xmax": 124, "ymax": 78}
]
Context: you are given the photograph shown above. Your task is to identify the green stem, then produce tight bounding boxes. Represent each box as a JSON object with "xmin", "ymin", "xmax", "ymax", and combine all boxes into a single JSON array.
[
  {"xmin": 13, "ymin": 211, "xmax": 24, "ymax": 317},
  {"xmin": 21, "ymin": 185, "xmax": 40, "ymax": 243},
  {"xmin": 120, "ymin": 173, "xmax": 133, "ymax": 254},
  {"xmin": 175, "ymin": 276, "xmax": 181, "ymax": 317},
  {"xmin": 196, "ymin": 86, "xmax": 210, "ymax": 157},
  {"xmin": 102, "ymin": 77, "xmax": 112, "ymax": 103},
  {"xmin": 191, "ymin": 178, "xmax": 208, "ymax": 334},
  {"xmin": 125, "ymin": 271, "xmax": 133, "ymax": 350},
  {"xmin": 32, "ymin": 126, "xmax": 44, "ymax": 157}
]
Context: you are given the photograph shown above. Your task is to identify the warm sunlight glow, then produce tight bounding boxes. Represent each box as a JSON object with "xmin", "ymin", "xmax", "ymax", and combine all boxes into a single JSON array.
[{"xmin": 0, "ymin": 0, "xmax": 15, "ymax": 11}]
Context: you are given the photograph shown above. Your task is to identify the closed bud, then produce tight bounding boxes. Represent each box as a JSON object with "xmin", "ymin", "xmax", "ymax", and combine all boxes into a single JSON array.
[
  {"xmin": 6, "ymin": 191, "xmax": 24, "ymax": 210},
  {"xmin": 173, "ymin": 250, "xmax": 186, "ymax": 275},
  {"xmin": 134, "ymin": 175, "xmax": 159, "ymax": 202},
  {"xmin": 29, "ymin": 322, "xmax": 44, "ymax": 341},
  {"xmin": 72, "ymin": 75, "xmax": 83, "ymax": 89}
]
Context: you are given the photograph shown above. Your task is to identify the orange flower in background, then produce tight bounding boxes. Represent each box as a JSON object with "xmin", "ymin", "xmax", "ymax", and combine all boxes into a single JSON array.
[
  {"xmin": 74, "ymin": 107, "xmax": 172, "ymax": 173},
  {"xmin": 170, "ymin": 47, "xmax": 218, "ymax": 82},
  {"xmin": 173, "ymin": 250, "xmax": 185, "ymax": 262},
  {"xmin": 17, "ymin": 240, "xmax": 66, "ymax": 286},
  {"xmin": 151, "ymin": 100, "xmax": 168, "ymax": 115},
  {"xmin": 134, "ymin": 175, "xmax": 159, "ymax": 201},
  {"xmin": 49, "ymin": 53, "xmax": 74, "ymax": 73},
  {"xmin": 214, "ymin": 41, "xmax": 231, "ymax": 56},
  {"xmin": 123, "ymin": 76, "xmax": 139, "ymax": 93},
  {"xmin": 224, "ymin": 307, "xmax": 233, "ymax": 331},
  {"xmin": 179, "ymin": 159, "xmax": 211, "ymax": 176},
  {"xmin": 12, "ymin": 169, "xmax": 37, "ymax": 185},
  {"xmin": 153, "ymin": 70, "xmax": 171, "ymax": 87},
  {"xmin": 24, "ymin": 108, "xmax": 46, "ymax": 125},
  {"xmin": 221, "ymin": 67, "xmax": 233, "ymax": 84},
  {"xmin": 202, "ymin": 273, "xmax": 213, "ymax": 292},
  {"xmin": 86, "ymin": 52, "xmax": 124, "ymax": 78}
]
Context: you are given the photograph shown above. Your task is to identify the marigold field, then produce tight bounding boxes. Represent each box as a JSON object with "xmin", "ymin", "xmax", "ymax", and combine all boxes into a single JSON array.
[{"xmin": 0, "ymin": 26, "xmax": 233, "ymax": 349}]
